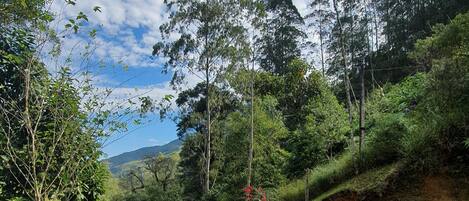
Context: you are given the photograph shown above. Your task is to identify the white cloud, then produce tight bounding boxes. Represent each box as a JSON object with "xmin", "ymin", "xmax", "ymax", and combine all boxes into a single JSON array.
[
  {"xmin": 293, "ymin": 0, "xmax": 308, "ymax": 17},
  {"xmin": 51, "ymin": 0, "xmax": 169, "ymax": 69},
  {"xmin": 47, "ymin": 0, "xmax": 317, "ymax": 110}
]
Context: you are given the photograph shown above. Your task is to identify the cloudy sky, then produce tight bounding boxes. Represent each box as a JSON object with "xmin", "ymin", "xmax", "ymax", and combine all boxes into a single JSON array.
[{"xmin": 52, "ymin": 0, "xmax": 308, "ymax": 158}]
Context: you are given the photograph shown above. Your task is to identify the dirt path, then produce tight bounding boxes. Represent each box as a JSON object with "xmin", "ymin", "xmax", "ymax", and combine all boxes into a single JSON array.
[
  {"xmin": 421, "ymin": 175, "xmax": 456, "ymax": 201},
  {"xmin": 323, "ymin": 173, "xmax": 464, "ymax": 201}
]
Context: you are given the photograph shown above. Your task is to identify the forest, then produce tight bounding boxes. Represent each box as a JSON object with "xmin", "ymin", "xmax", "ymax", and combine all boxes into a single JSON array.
[{"xmin": 1, "ymin": 0, "xmax": 469, "ymax": 200}]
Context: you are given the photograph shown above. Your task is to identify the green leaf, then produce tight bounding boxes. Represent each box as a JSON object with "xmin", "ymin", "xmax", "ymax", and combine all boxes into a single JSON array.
[
  {"xmin": 89, "ymin": 29, "xmax": 97, "ymax": 38},
  {"xmin": 0, "ymin": 155, "xmax": 8, "ymax": 162},
  {"xmin": 20, "ymin": 0, "xmax": 27, "ymax": 7},
  {"xmin": 77, "ymin": 12, "xmax": 88, "ymax": 21},
  {"xmin": 164, "ymin": 94, "xmax": 174, "ymax": 101},
  {"xmin": 66, "ymin": 0, "xmax": 76, "ymax": 5},
  {"xmin": 93, "ymin": 6, "xmax": 102, "ymax": 12}
]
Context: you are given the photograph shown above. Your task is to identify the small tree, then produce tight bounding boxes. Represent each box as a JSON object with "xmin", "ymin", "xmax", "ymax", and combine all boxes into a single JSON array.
[{"xmin": 143, "ymin": 154, "xmax": 177, "ymax": 192}]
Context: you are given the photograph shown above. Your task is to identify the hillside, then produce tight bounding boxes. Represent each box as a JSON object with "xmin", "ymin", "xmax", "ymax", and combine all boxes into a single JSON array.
[
  {"xmin": 311, "ymin": 165, "xmax": 469, "ymax": 201},
  {"xmin": 104, "ymin": 139, "xmax": 181, "ymax": 174}
]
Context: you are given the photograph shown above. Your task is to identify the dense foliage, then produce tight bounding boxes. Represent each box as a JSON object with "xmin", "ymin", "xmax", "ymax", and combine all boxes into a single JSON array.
[
  {"xmin": 280, "ymin": 11, "xmax": 469, "ymax": 200},
  {"xmin": 217, "ymin": 96, "xmax": 288, "ymax": 200},
  {"xmin": 0, "ymin": 1, "xmax": 138, "ymax": 200}
]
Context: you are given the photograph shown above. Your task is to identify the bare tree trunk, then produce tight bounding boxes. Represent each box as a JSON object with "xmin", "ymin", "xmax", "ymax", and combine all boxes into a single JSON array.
[
  {"xmin": 319, "ymin": 7, "xmax": 326, "ymax": 77},
  {"xmin": 359, "ymin": 59, "xmax": 366, "ymax": 161},
  {"xmin": 332, "ymin": 0, "xmax": 354, "ymax": 148},
  {"xmin": 360, "ymin": 0, "xmax": 370, "ymax": 163},
  {"xmin": 320, "ymin": 33, "xmax": 325, "ymax": 77},
  {"xmin": 35, "ymin": 193, "xmax": 42, "ymax": 201},
  {"xmin": 372, "ymin": 0, "xmax": 380, "ymax": 88},
  {"xmin": 24, "ymin": 61, "xmax": 44, "ymax": 201},
  {"xmin": 247, "ymin": 56, "xmax": 255, "ymax": 188},
  {"xmin": 205, "ymin": 63, "xmax": 211, "ymax": 194}
]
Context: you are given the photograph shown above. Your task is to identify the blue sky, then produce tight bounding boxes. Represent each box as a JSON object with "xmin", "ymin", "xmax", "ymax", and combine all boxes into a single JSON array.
[
  {"xmin": 101, "ymin": 116, "xmax": 178, "ymax": 158},
  {"xmin": 51, "ymin": 0, "xmax": 308, "ymax": 158}
]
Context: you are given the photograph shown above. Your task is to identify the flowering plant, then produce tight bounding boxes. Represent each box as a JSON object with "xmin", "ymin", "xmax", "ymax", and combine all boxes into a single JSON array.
[{"xmin": 243, "ymin": 185, "xmax": 267, "ymax": 201}]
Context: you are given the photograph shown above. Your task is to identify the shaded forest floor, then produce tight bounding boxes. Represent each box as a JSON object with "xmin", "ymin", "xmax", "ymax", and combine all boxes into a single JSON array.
[{"xmin": 314, "ymin": 164, "xmax": 469, "ymax": 201}]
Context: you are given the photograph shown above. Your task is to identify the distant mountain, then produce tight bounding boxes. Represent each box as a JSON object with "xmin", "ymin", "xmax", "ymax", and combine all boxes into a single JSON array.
[{"xmin": 104, "ymin": 139, "xmax": 181, "ymax": 174}]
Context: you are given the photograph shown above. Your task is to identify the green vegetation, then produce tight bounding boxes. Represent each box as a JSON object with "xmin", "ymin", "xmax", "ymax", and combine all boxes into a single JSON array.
[
  {"xmin": 1, "ymin": 0, "xmax": 469, "ymax": 201},
  {"xmin": 279, "ymin": 11, "xmax": 469, "ymax": 200},
  {"xmin": 313, "ymin": 163, "xmax": 401, "ymax": 201},
  {"xmin": 105, "ymin": 139, "xmax": 181, "ymax": 175}
]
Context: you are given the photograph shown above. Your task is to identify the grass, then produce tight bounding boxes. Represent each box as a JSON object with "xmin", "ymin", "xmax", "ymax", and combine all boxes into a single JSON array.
[
  {"xmin": 279, "ymin": 151, "xmax": 356, "ymax": 201},
  {"xmin": 278, "ymin": 145, "xmax": 403, "ymax": 201},
  {"xmin": 312, "ymin": 162, "xmax": 401, "ymax": 201}
]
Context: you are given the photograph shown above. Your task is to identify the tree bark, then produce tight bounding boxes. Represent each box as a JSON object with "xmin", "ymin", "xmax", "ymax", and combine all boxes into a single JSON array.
[
  {"xmin": 359, "ymin": 59, "xmax": 366, "ymax": 160},
  {"xmin": 372, "ymin": 2, "xmax": 379, "ymax": 88},
  {"xmin": 247, "ymin": 56, "xmax": 255, "ymax": 188},
  {"xmin": 319, "ymin": 6, "xmax": 326, "ymax": 77},
  {"xmin": 205, "ymin": 61, "xmax": 211, "ymax": 194}
]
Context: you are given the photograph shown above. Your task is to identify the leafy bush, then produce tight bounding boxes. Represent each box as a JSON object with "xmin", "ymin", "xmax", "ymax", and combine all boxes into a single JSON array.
[
  {"xmin": 405, "ymin": 11, "xmax": 469, "ymax": 168},
  {"xmin": 112, "ymin": 184, "xmax": 182, "ymax": 201},
  {"xmin": 365, "ymin": 113, "xmax": 407, "ymax": 166},
  {"xmin": 217, "ymin": 96, "xmax": 289, "ymax": 200},
  {"xmin": 286, "ymin": 72, "xmax": 350, "ymax": 177}
]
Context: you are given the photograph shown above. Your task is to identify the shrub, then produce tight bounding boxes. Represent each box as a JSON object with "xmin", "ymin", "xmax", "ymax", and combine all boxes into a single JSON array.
[{"xmin": 364, "ymin": 113, "xmax": 407, "ymax": 166}]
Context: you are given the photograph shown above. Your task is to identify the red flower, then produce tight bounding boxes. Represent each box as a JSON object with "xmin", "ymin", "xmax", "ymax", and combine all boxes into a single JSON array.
[
  {"xmin": 243, "ymin": 185, "xmax": 268, "ymax": 201},
  {"xmin": 243, "ymin": 185, "xmax": 253, "ymax": 200}
]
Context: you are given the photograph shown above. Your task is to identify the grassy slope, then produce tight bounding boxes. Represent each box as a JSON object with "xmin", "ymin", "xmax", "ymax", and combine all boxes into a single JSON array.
[
  {"xmin": 279, "ymin": 151, "xmax": 356, "ymax": 201},
  {"xmin": 312, "ymin": 163, "xmax": 401, "ymax": 201},
  {"xmin": 282, "ymin": 161, "xmax": 469, "ymax": 201}
]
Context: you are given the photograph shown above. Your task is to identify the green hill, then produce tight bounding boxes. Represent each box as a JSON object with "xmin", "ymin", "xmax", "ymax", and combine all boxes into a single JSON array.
[{"xmin": 103, "ymin": 139, "xmax": 181, "ymax": 175}]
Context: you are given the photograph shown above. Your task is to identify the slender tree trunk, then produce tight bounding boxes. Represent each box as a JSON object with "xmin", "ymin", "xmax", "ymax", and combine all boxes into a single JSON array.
[
  {"xmin": 130, "ymin": 174, "xmax": 135, "ymax": 193},
  {"xmin": 247, "ymin": 56, "xmax": 255, "ymax": 188},
  {"xmin": 35, "ymin": 193, "xmax": 42, "ymax": 201},
  {"xmin": 359, "ymin": 58, "xmax": 366, "ymax": 161},
  {"xmin": 333, "ymin": 0, "xmax": 354, "ymax": 148},
  {"xmin": 360, "ymin": 0, "xmax": 370, "ymax": 164},
  {"xmin": 320, "ymin": 34, "xmax": 325, "ymax": 77},
  {"xmin": 319, "ymin": 7, "xmax": 326, "ymax": 77},
  {"xmin": 372, "ymin": 1, "xmax": 379, "ymax": 88},
  {"xmin": 205, "ymin": 64, "xmax": 211, "ymax": 194},
  {"xmin": 25, "ymin": 61, "xmax": 43, "ymax": 201}
]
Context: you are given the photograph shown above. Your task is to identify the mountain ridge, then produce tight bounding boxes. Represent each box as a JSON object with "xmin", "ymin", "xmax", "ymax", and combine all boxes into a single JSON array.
[{"xmin": 104, "ymin": 139, "xmax": 181, "ymax": 174}]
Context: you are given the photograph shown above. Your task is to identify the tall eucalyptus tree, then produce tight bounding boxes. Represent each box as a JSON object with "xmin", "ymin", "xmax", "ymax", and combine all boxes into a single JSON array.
[
  {"xmin": 258, "ymin": 0, "xmax": 305, "ymax": 75},
  {"xmin": 153, "ymin": 0, "xmax": 248, "ymax": 194}
]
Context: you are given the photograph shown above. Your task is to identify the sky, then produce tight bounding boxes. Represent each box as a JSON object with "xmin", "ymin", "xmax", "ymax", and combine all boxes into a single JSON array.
[{"xmin": 51, "ymin": 0, "xmax": 308, "ymax": 158}]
